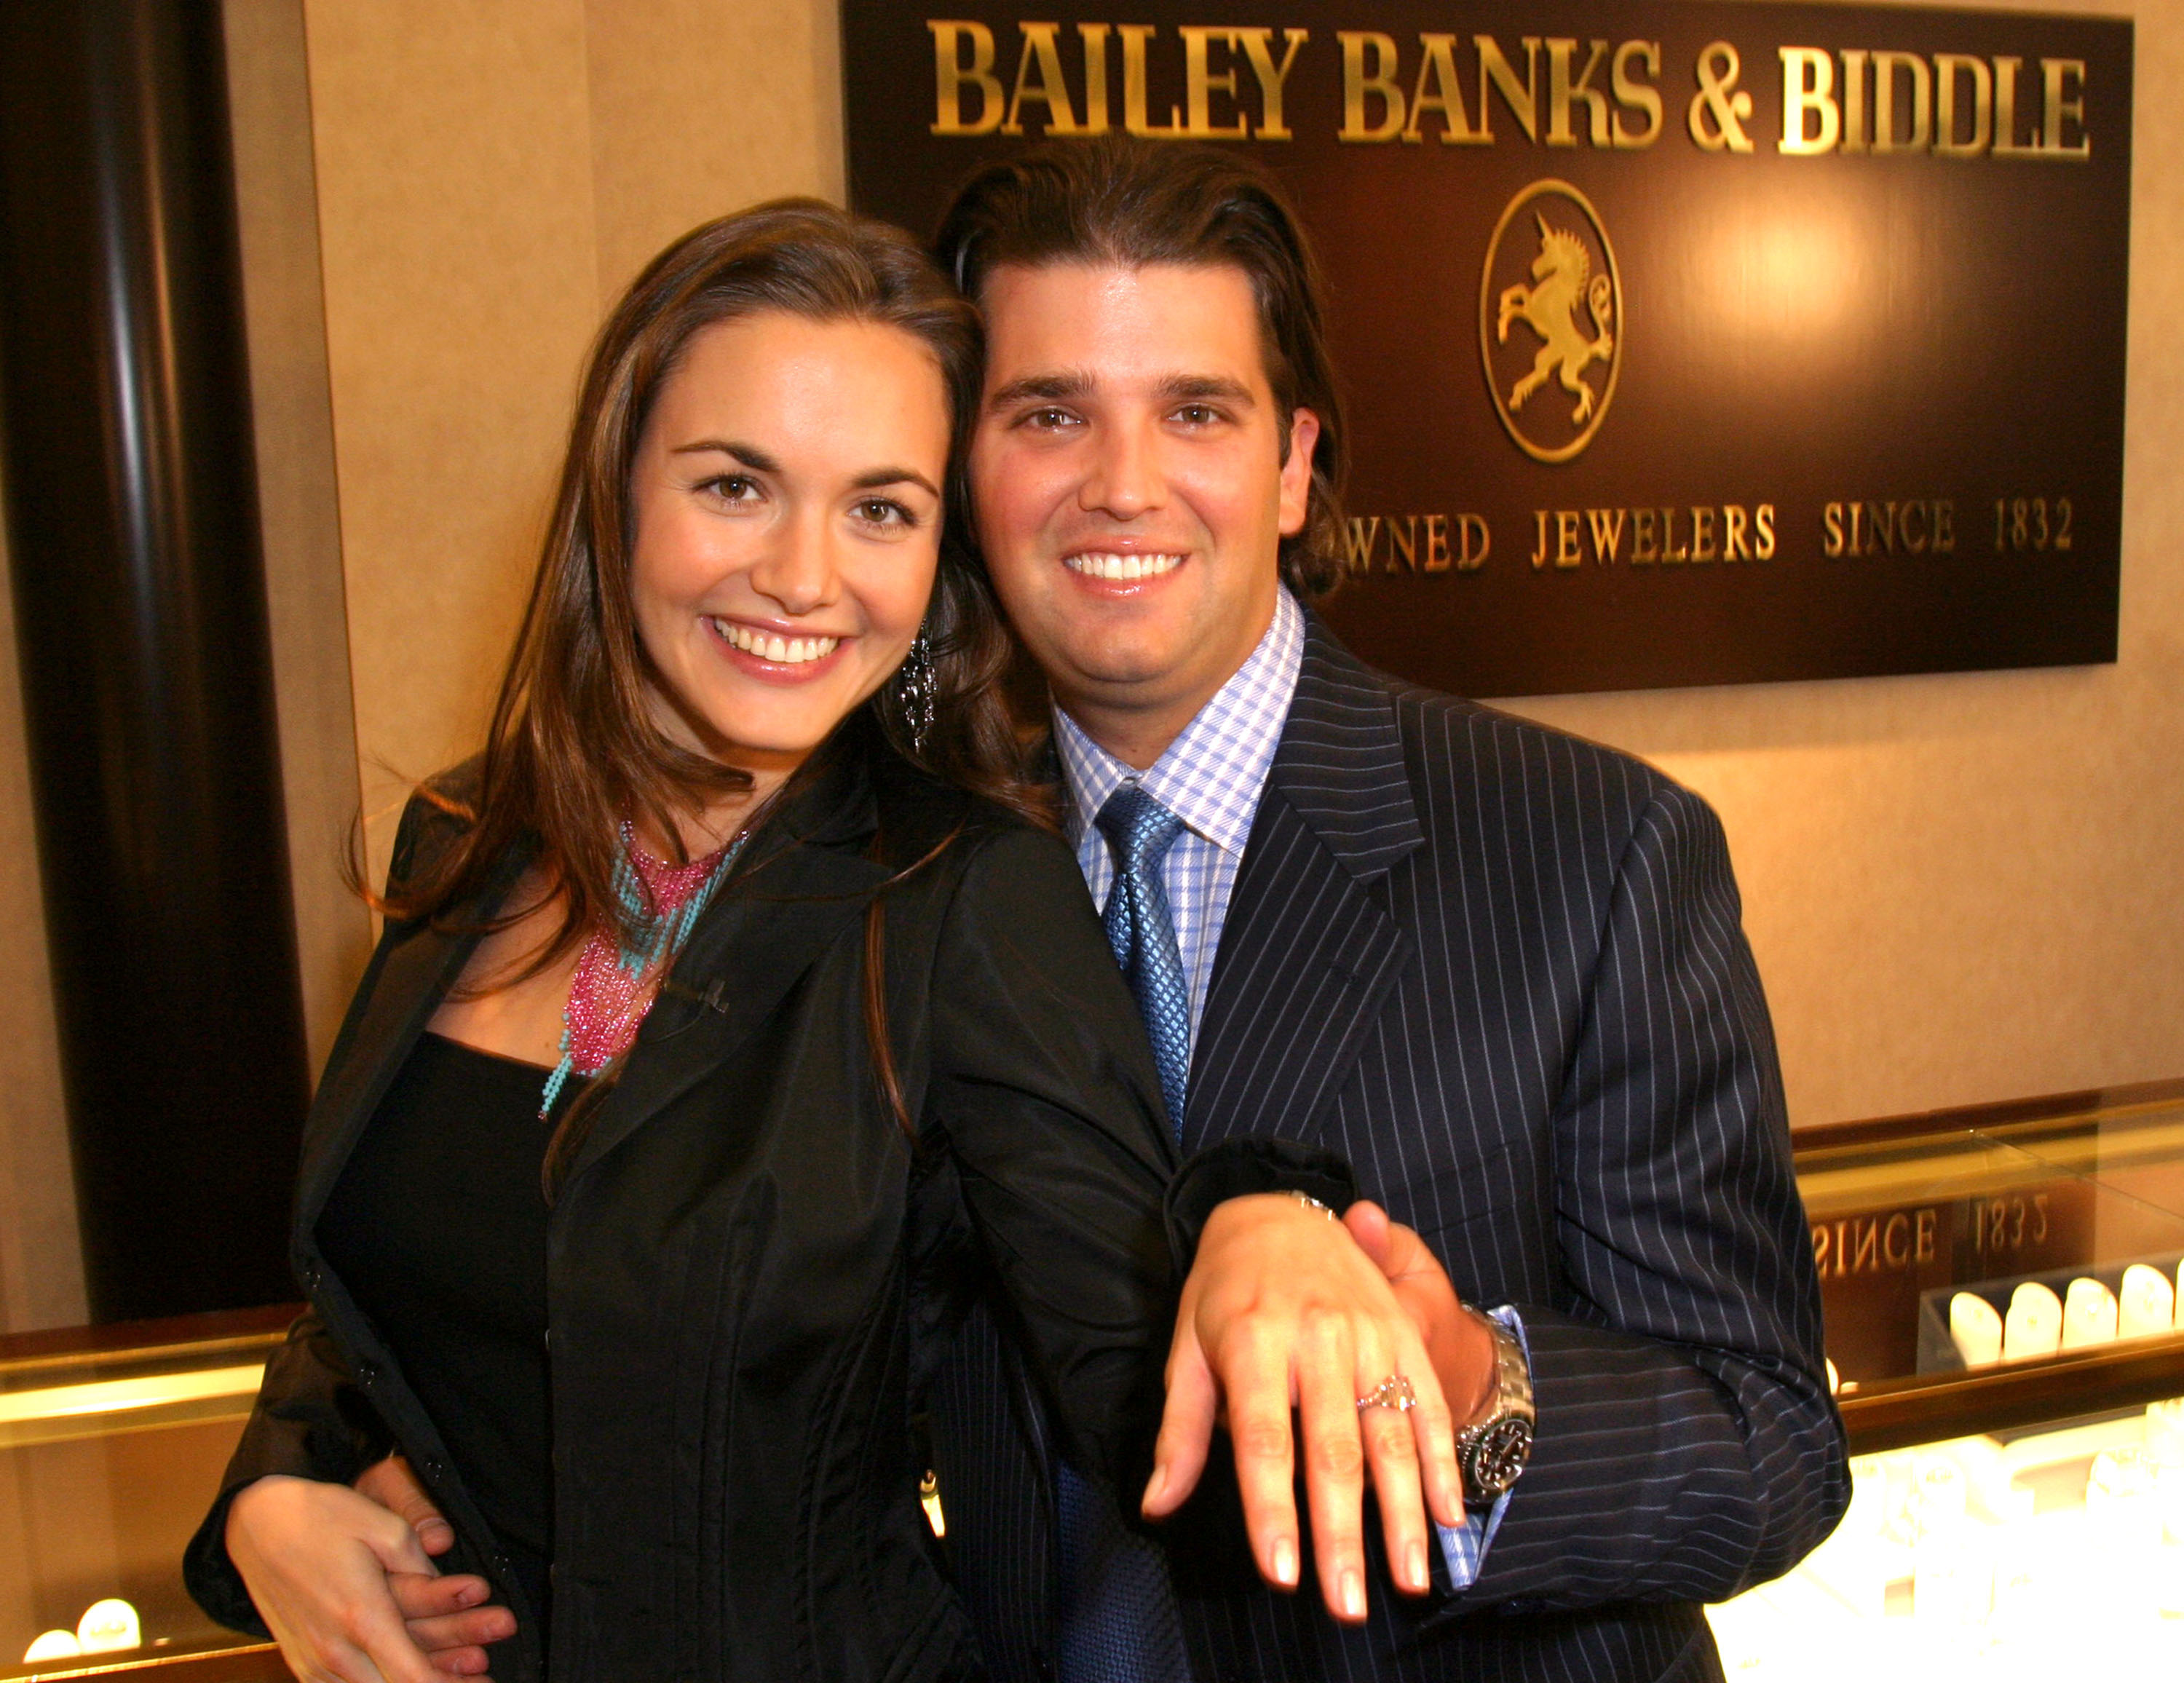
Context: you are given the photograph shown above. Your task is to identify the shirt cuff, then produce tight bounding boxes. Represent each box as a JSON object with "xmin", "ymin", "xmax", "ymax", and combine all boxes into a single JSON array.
[{"xmin": 1433, "ymin": 1305, "xmax": 1528, "ymax": 1591}]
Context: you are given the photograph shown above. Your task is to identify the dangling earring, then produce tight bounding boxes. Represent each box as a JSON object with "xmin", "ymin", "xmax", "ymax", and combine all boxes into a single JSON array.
[{"xmin": 898, "ymin": 627, "xmax": 936, "ymax": 754}]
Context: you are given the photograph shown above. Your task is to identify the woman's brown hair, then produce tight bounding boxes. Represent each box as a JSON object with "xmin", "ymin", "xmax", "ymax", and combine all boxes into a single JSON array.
[{"xmin": 371, "ymin": 200, "xmax": 1045, "ymax": 1152}]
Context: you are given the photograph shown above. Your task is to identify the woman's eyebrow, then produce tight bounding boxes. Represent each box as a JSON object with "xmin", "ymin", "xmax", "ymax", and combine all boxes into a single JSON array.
[
  {"xmin": 672, "ymin": 437, "xmax": 780, "ymax": 471},
  {"xmin": 850, "ymin": 467, "xmax": 941, "ymax": 498}
]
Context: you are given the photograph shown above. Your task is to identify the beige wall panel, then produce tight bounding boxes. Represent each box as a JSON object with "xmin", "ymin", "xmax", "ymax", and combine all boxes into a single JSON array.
[
  {"xmin": 224, "ymin": 0, "xmax": 373, "ymax": 1074},
  {"xmin": 303, "ymin": 0, "xmax": 602, "ymax": 887},
  {"xmin": 1504, "ymin": 0, "xmax": 2183, "ymax": 1125},
  {"xmin": 584, "ymin": 0, "xmax": 845, "ymax": 306}
]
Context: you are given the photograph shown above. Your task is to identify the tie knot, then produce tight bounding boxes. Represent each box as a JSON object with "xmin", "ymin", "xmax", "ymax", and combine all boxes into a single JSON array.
[{"xmin": 1096, "ymin": 784, "xmax": 1184, "ymax": 876}]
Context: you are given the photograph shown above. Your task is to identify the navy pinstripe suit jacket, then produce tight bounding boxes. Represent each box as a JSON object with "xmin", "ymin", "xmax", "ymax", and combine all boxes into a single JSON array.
[{"xmin": 930, "ymin": 618, "xmax": 1848, "ymax": 1682}]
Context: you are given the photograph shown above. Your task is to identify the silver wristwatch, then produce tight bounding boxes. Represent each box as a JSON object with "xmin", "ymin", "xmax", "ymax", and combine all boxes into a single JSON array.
[{"xmin": 1452, "ymin": 1309, "xmax": 1534, "ymax": 1506}]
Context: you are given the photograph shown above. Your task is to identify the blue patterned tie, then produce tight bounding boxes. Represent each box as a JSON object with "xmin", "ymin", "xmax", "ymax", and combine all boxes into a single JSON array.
[
  {"xmin": 1053, "ymin": 784, "xmax": 1191, "ymax": 1682},
  {"xmin": 1096, "ymin": 785, "xmax": 1191, "ymax": 1131}
]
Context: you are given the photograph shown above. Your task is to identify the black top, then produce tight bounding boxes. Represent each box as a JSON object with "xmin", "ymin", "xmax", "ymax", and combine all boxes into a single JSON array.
[{"xmin": 317, "ymin": 1030, "xmax": 577, "ymax": 1645}]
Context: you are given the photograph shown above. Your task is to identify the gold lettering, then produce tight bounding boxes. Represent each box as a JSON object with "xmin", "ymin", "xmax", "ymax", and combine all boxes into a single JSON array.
[
  {"xmin": 1779, "ymin": 46, "xmax": 1837, "ymax": 154},
  {"xmin": 1529, "ymin": 510, "xmax": 1551, "ymax": 570},
  {"xmin": 1610, "ymin": 41, "xmax": 1663, "ymax": 148},
  {"xmin": 1900, "ymin": 500, "xmax": 1928, "ymax": 553},
  {"xmin": 1423, "ymin": 513, "xmax": 1452, "ymax": 572},
  {"xmin": 1869, "ymin": 501, "xmax": 1897, "ymax": 555},
  {"xmin": 1839, "ymin": 49, "xmax": 1868, "ymax": 154},
  {"xmin": 1823, "ymin": 502, "xmax": 1844, "ymax": 558},
  {"xmin": 1339, "ymin": 31, "xmax": 1406, "ymax": 143},
  {"xmin": 1120, "ymin": 25, "xmax": 1184, "ymax": 138},
  {"xmin": 1812, "ymin": 1224, "xmax": 1830, "ymax": 1272},
  {"xmin": 1386, "ymin": 514, "xmax": 1420, "ymax": 572},
  {"xmin": 1661, "ymin": 507, "xmax": 1689, "ymax": 563},
  {"xmin": 1343, "ymin": 515, "xmax": 1382, "ymax": 574},
  {"xmin": 1932, "ymin": 499, "xmax": 1954, "ymax": 553},
  {"xmin": 1691, "ymin": 505, "xmax": 1718, "ymax": 563},
  {"xmin": 1405, "ymin": 33, "xmax": 1484, "ymax": 145},
  {"xmin": 1179, "ymin": 27, "xmax": 1248, "ymax": 138},
  {"xmin": 1555, "ymin": 510, "xmax": 1582, "ymax": 567},
  {"xmin": 1883, "ymin": 1212, "xmax": 1911, "ymax": 1267},
  {"xmin": 1934, "ymin": 53, "xmax": 1992, "ymax": 157},
  {"xmin": 1458, "ymin": 513, "xmax": 1490, "ymax": 570},
  {"xmin": 1079, "ymin": 25, "xmax": 1112, "ymax": 133},
  {"xmin": 2041, "ymin": 58, "xmax": 2091, "ymax": 159},
  {"xmin": 1632, "ymin": 507, "xmax": 1659, "ymax": 563},
  {"xmin": 1851, "ymin": 1218, "xmax": 1880, "ymax": 1274},
  {"xmin": 1993, "ymin": 57, "xmax": 2038, "ymax": 157},
  {"xmin": 1915, "ymin": 1207, "xmax": 1936, "ymax": 1264},
  {"xmin": 1586, "ymin": 507, "xmax": 1626, "ymax": 563},
  {"xmin": 1235, "ymin": 27, "xmax": 1307, "ymax": 141},
  {"xmin": 1547, "ymin": 39, "xmax": 1611, "ymax": 147},
  {"xmin": 930, "ymin": 21, "xmax": 1004, "ymax": 136},
  {"xmin": 1476, "ymin": 35, "xmax": 1541, "ymax": 143},
  {"xmin": 1848, "ymin": 500, "xmax": 1867, "ymax": 555},
  {"xmin": 1834, "ymin": 1220, "xmax": 1849, "ymax": 1278},
  {"xmin": 1873, "ymin": 50, "xmax": 1931, "ymax": 154},
  {"xmin": 1755, "ymin": 504, "xmax": 1776, "ymax": 559},
  {"xmin": 1724, "ymin": 504, "xmax": 1750, "ymax": 561},
  {"xmin": 1005, "ymin": 23, "xmax": 1079, "ymax": 135}
]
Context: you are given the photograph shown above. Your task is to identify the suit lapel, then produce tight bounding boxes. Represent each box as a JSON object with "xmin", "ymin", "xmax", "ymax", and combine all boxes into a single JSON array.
[{"xmin": 1184, "ymin": 621, "xmax": 1423, "ymax": 1155}]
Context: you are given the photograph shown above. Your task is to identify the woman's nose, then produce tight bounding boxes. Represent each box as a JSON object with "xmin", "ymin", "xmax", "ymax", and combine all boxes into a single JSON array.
[
  {"xmin": 1079, "ymin": 421, "xmax": 1164, "ymax": 520},
  {"xmin": 747, "ymin": 515, "xmax": 841, "ymax": 616}
]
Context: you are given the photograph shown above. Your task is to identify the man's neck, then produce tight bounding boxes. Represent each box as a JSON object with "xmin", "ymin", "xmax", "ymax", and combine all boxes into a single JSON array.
[{"xmin": 1059, "ymin": 691, "xmax": 1208, "ymax": 772}]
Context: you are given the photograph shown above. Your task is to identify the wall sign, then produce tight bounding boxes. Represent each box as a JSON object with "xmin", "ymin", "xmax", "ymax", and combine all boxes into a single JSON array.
[{"xmin": 842, "ymin": 3, "xmax": 2132, "ymax": 697}]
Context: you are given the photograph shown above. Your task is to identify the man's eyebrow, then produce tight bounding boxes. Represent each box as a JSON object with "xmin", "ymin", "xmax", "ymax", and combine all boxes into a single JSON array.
[
  {"xmin": 1158, "ymin": 373, "xmax": 1256, "ymax": 406},
  {"xmin": 986, "ymin": 371, "xmax": 1091, "ymax": 410},
  {"xmin": 671, "ymin": 437, "xmax": 780, "ymax": 473}
]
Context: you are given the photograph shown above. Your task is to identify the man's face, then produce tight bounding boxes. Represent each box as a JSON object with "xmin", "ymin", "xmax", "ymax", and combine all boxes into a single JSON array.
[{"xmin": 968, "ymin": 262, "xmax": 1318, "ymax": 752}]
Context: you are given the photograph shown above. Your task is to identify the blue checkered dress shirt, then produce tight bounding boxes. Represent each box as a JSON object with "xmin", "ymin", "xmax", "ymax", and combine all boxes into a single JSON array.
[{"xmin": 1056, "ymin": 586, "xmax": 1518, "ymax": 1590}]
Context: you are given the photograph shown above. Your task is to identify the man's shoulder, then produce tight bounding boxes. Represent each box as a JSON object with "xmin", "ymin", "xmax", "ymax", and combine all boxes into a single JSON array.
[{"xmin": 1297, "ymin": 624, "xmax": 1693, "ymax": 850}]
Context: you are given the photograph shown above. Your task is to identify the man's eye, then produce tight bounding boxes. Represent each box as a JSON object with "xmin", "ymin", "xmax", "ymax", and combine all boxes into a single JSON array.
[
  {"xmin": 1023, "ymin": 407, "xmax": 1077, "ymax": 431},
  {"xmin": 1174, "ymin": 403, "xmax": 1221, "ymax": 426}
]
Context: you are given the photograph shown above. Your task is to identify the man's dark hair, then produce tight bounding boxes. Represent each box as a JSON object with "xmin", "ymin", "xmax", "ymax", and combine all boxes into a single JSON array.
[{"xmin": 935, "ymin": 136, "xmax": 1347, "ymax": 601}]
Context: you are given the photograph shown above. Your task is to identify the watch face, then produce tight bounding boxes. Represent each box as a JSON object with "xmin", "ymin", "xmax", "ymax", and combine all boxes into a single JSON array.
[{"xmin": 1465, "ymin": 1417, "xmax": 1534, "ymax": 1498}]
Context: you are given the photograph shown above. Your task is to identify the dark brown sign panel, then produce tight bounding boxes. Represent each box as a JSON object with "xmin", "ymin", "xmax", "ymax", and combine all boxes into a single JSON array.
[{"xmin": 842, "ymin": 3, "xmax": 2131, "ymax": 697}]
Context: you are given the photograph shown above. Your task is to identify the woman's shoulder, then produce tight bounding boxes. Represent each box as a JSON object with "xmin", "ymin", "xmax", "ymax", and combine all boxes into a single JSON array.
[
  {"xmin": 865, "ymin": 751, "xmax": 1067, "ymax": 875},
  {"xmin": 384, "ymin": 756, "xmax": 488, "ymax": 892}
]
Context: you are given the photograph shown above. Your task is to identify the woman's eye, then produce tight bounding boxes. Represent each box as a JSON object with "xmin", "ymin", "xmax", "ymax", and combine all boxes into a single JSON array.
[
  {"xmin": 854, "ymin": 498, "xmax": 916, "ymax": 529},
  {"xmin": 700, "ymin": 474, "xmax": 761, "ymax": 504}
]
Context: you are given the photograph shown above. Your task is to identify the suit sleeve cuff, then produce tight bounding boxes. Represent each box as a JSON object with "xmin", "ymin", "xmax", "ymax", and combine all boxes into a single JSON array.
[{"xmin": 1162, "ymin": 1137, "xmax": 1358, "ymax": 1267}]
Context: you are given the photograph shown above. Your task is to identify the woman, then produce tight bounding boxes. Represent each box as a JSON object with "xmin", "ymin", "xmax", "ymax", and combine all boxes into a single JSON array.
[{"xmin": 182, "ymin": 202, "xmax": 1184, "ymax": 1682}]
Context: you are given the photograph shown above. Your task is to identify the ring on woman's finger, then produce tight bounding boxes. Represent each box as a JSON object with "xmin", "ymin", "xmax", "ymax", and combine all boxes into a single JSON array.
[{"xmin": 1356, "ymin": 1374, "xmax": 1417, "ymax": 1412}]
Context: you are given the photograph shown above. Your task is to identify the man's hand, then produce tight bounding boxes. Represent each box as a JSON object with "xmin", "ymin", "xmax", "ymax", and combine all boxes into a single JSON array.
[
  {"xmin": 1142, "ymin": 1193, "xmax": 1463, "ymax": 1623},
  {"xmin": 1342, "ymin": 1200, "xmax": 1497, "ymax": 1427},
  {"xmin": 222, "ymin": 1460, "xmax": 514, "ymax": 1683},
  {"xmin": 355, "ymin": 1457, "xmax": 516, "ymax": 1675}
]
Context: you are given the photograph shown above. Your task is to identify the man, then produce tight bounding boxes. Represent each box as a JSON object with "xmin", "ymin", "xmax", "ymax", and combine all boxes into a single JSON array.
[{"xmin": 927, "ymin": 136, "xmax": 1847, "ymax": 1682}]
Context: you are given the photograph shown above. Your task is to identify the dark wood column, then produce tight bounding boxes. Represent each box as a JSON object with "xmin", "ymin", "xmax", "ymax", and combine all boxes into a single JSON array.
[{"xmin": 0, "ymin": 1, "xmax": 309, "ymax": 1320}]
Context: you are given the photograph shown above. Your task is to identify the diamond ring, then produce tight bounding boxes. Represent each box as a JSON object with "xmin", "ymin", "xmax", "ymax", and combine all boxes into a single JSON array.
[{"xmin": 1356, "ymin": 1374, "xmax": 1417, "ymax": 1412}]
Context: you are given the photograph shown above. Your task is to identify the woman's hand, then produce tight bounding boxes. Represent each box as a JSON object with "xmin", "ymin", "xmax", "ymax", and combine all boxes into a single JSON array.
[
  {"xmin": 1141, "ymin": 1193, "xmax": 1469, "ymax": 1623},
  {"xmin": 225, "ymin": 1470, "xmax": 511, "ymax": 1681}
]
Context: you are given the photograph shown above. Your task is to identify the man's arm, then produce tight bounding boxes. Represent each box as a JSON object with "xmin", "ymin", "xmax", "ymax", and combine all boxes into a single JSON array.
[{"xmin": 1449, "ymin": 781, "xmax": 1847, "ymax": 1608}]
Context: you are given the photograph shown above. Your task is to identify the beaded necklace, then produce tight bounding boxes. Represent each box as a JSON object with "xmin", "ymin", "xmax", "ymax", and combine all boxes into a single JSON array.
[{"xmin": 537, "ymin": 821, "xmax": 746, "ymax": 1120}]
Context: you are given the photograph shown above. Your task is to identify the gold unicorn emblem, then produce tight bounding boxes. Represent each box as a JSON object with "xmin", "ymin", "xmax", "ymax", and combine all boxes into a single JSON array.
[{"xmin": 1495, "ymin": 213, "xmax": 1615, "ymax": 427}]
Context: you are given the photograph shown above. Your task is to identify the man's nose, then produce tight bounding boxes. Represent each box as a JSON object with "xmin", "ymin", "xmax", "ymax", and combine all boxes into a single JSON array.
[
  {"xmin": 1078, "ymin": 419, "xmax": 1165, "ymax": 520},
  {"xmin": 747, "ymin": 512, "xmax": 842, "ymax": 617}
]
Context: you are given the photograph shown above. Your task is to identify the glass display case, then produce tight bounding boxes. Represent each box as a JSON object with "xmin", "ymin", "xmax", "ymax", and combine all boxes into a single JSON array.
[
  {"xmin": 9, "ymin": 1080, "xmax": 2184, "ymax": 1678},
  {"xmin": 0, "ymin": 1307, "xmax": 291, "ymax": 1681},
  {"xmin": 1709, "ymin": 1078, "xmax": 2184, "ymax": 1676}
]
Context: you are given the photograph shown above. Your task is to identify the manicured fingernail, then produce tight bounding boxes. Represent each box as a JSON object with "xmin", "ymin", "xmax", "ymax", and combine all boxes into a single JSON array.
[
  {"xmin": 1272, "ymin": 1536, "xmax": 1297, "ymax": 1587},
  {"xmin": 1342, "ymin": 1567, "xmax": 1364, "ymax": 1619},
  {"xmin": 1142, "ymin": 1464, "xmax": 1167, "ymax": 1508},
  {"xmin": 1406, "ymin": 1540, "xmax": 1428, "ymax": 1590},
  {"xmin": 456, "ymin": 1582, "xmax": 484, "ymax": 1607}
]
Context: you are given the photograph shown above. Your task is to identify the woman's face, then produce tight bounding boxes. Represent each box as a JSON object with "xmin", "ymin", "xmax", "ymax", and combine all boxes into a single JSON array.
[{"xmin": 626, "ymin": 311, "xmax": 951, "ymax": 788}]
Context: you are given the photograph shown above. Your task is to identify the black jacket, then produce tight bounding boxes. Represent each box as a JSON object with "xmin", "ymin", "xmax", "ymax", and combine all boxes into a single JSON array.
[
  {"xmin": 186, "ymin": 743, "xmax": 1189, "ymax": 1682},
  {"xmin": 933, "ymin": 620, "xmax": 1847, "ymax": 1683}
]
